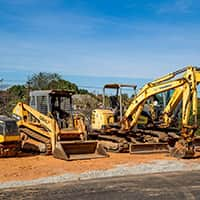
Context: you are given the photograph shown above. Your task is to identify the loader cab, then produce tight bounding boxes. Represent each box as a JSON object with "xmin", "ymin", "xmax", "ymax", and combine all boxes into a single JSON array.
[
  {"xmin": 29, "ymin": 90, "xmax": 75, "ymax": 129},
  {"xmin": 0, "ymin": 115, "xmax": 19, "ymax": 143}
]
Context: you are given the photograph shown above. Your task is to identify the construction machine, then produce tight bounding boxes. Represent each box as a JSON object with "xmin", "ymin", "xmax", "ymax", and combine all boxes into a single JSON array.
[
  {"xmin": 90, "ymin": 83, "xmax": 150, "ymax": 152},
  {"xmin": 0, "ymin": 115, "xmax": 21, "ymax": 157},
  {"xmin": 91, "ymin": 84, "xmax": 137, "ymax": 130},
  {"xmin": 122, "ymin": 66, "xmax": 200, "ymax": 157},
  {"xmin": 12, "ymin": 90, "xmax": 107, "ymax": 161},
  {"xmin": 90, "ymin": 66, "xmax": 200, "ymax": 158}
]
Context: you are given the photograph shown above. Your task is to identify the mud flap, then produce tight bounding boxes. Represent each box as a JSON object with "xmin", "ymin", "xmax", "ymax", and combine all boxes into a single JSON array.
[
  {"xmin": 53, "ymin": 140, "xmax": 109, "ymax": 161},
  {"xmin": 130, "ymin": 143, "xmax": 169, "ymax": 154}
]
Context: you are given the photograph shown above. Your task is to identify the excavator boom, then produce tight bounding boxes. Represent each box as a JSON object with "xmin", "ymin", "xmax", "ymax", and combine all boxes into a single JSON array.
[{"xmin": 122, "ymin": 78, "xmax": 186, "ymax": 130}]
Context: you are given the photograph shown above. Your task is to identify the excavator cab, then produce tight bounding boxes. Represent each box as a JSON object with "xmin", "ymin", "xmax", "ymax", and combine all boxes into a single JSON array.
[
  {"xmin": 91, "ymin": 83, "xmax": 148, "ymax": 132},
  {"xmin": 0, "ymin": 115, "xmax": 20, "ymax": 157},
  {"xmin": 103, "ymin": 84, "xmax": 137, "ymax": 121}
]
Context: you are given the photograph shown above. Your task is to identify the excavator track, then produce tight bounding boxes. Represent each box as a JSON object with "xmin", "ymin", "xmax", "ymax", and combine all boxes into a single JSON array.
[
  {"xmin": 94, "ymin": 128, "xmax": 170, "ymax": 153},
  {"xmin": 20, "ymin": 127, "xmax": 52, "ymax": 154},
  {"xmin": 97, "ymin": 134, "xmax": 129, "ymax": 152}
]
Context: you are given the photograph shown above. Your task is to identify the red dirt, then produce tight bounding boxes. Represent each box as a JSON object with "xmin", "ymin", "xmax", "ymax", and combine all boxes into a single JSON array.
[{"xmin": 0, "ymin": 153, "xmax": 175, "ymax": 183}]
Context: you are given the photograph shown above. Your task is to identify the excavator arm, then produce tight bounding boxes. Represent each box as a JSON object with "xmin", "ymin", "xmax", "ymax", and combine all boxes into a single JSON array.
[
  {"xmin": 121, "ymin": 78, "xmax": 187, "ymax": 130},
  {"xmin": 160, "ymin": 67, "xmax": 200, "ymax": 129},
  {"xmin": 121, "ymin": 67, "xmax": 200, "ymax": 131},
  {"xmin": 160, "ymin": 86, "xmax": 183, "ymax": 127},
  {"xmin": 122, "ymin": 66, "xmax": 200, "ymax": 157}
]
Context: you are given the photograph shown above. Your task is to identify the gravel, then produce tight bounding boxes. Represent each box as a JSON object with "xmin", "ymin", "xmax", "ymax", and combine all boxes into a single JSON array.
[{"xmin": 1, "ymin": 159, "xmax": 200, "ymax": 189}]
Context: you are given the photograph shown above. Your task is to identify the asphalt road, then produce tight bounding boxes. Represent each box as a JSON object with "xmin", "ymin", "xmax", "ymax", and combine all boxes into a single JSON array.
[{"xmin": 1, "ymin": 171, "xmax": 200, "ymax": 200}]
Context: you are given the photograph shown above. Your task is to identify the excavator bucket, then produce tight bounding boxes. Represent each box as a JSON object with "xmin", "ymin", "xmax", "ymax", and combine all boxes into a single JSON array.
[
  {"xmin": 129, "ymin": 143, "xmax": 169, "ymax": 154},
  {"xmin": 53, "ymin": 140, "xmax": 108, "ymax": 161}
]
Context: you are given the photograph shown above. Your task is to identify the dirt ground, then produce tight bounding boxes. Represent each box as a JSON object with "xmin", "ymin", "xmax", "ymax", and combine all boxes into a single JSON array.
[{"xmin": 0, "ymin": 153, "xmax": 177, "ymax": 183}]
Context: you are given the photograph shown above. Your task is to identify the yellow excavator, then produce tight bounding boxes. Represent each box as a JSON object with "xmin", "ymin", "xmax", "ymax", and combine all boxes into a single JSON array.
[
  {"xmin": 0, "ymin": 115, "xmax": 21, "ymax": 157},
  {"xmin": 91, "ymin": 66, "xmax": 200, "ymax": 158},
  {"xmin": 12, "ymin": 90, "xmax": 107, "ymax": 161},
  {"xmin": 90, "ymin": 83, "xmax": 153, "ymax": 152},
  {"xmin": 91, "ymin": 83, "xmax": 143, "ymax": 130}
]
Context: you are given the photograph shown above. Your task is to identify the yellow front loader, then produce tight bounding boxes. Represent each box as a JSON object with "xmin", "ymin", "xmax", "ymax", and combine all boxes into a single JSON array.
[
  {"xmin": 0, "ymin": 115, "xmax": 21, "ymax": 157},
  {"xmin": 12, "ymin": 90, "xmax": 107, "ymax": 161}
]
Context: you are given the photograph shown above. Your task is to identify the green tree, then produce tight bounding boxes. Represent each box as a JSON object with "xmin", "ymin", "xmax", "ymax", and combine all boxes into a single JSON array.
[
  {"xmin": 48, "ymin": 79, "xmax": 79, "ymax": 91},
  {"xmin": 7, "ymin": 85, "xmax": 26, "ymax": 99},
  {"xmin": 0, "ymin": 85, "xmax": 27, "ymax": 114},
  {"xmin": 78, "ymin": 88, "xmax": 90, "ymax": 94},
  {"xmin": 27, "ymin": 72, "xmax": 81, "ymax": 92},
  {"xmin": 27, "ymin": 72, "xmax": 61, "ymax": 90},
  {"xmin": 2, "ymin": 72, "xmax": 92, "ymax": 115}
]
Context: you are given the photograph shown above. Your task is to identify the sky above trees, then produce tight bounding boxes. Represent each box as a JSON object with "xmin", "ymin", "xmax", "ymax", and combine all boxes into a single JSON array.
[{"xmin": 0, "ymin": 0, "xmax": 200, "ymax": 78}]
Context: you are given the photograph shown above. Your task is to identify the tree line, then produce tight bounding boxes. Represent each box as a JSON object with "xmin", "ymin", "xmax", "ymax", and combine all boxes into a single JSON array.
[{"xmin": 0, "ymin": 72, "xmax": 90, "ymax": 115}]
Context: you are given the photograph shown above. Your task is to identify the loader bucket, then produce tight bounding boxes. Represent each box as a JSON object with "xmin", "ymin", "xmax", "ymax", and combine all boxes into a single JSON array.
[
  {"xmin": 53, "ymin": 140, "xmax": 108, "ymax": 161},
  {"xmin": 130, "ymin": 143, "xmax": 169, "ymax": 154}
]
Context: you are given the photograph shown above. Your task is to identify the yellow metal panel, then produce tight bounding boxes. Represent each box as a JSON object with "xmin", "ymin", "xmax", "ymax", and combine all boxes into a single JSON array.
[
  {"xmin": 0, "ymin": 135, "xmax": 20, "ymax": 143},
  {"xmin": 91, "ymin": 109, "xmax": 114, "ymax": 130}
]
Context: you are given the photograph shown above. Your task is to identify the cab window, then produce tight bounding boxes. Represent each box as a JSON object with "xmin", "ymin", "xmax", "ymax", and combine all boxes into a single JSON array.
[
  {"xmin": 5, "ymin": 121, "xmax": 18, "ymax": 136},
  {"xmin": 0, "ymin": 124, "xmax": 4, "ymax": 135}
]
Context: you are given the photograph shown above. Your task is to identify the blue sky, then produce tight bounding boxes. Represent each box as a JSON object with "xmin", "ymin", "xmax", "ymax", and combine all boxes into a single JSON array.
[{"xmin": 0, "ymin": 0, "xmax": 200, "ymax": 80}]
